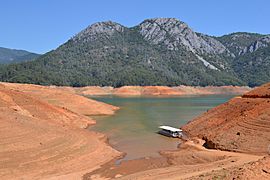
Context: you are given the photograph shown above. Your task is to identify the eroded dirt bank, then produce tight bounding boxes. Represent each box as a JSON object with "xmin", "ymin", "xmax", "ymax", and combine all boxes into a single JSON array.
[
  {"xmin": 83, "ymin": 139, "xmax": 265, "ymax": 180},
  {"xmin": 71, "ymin": 85, "xmax": 252, "ymax": 96},
  {"xmin": 3, "ymin": 82, "xmax": 119, "ymax": 117},
  {"xmin": 182, "ymin": 83, "xmax": 270, "ymax": 154},
  {"xmin": 0, "ymin": 83, "xmax": 121, "ymax": 179},
  {"xmin": 1, "ymin": 82, "xmax": 268, "ymax": 180},
  {"xmin": 82, "ymin": 83, "xmax": 270, "ymax": 180}
]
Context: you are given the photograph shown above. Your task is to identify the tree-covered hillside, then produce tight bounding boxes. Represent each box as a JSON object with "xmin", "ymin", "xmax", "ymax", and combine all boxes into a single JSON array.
[
  {"xmin": 0, "ymin": 47, "xmax": 40, "ymax": 64},
  {"xmin": 0, "ymin": 18, "xmax": 269, "ymax": 87}
]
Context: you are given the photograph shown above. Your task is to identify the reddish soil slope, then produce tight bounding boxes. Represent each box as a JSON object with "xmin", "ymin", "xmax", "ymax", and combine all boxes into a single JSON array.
[
  {"xmin": 182, "ymin": 83, "xmax": 270, "ymax": 155},
  {"xmin": 191, "ymin": 156, "xmax": 270, "ymax": 180},
  {"xmin": 0, "ymin": 83, "xmax": 120, "ymax": 179},
  {"xmin": 2, "ymin": 82, "xmax": 119, "ymax": 116},
  {"xmin": 112, "ymin": 86, "xmax": 183, "ymax": 96},
  {"xmin": 243, "ymin": 82, "xmax": 270, "ymax": 98},
  {"xmin": 79, "ymin": 85, "xmax": 251, "ymax": 96}
]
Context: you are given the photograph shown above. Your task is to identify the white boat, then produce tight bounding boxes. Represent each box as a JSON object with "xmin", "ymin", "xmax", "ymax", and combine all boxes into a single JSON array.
[{"xmin": 158, "ymin": 125, "xmax": 182, "ymax": 138}]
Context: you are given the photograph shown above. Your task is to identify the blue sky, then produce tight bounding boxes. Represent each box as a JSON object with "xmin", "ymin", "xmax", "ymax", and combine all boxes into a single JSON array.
[{"xmin": 0, "ymin": 0, "xmax": 269, "ymax": 54}]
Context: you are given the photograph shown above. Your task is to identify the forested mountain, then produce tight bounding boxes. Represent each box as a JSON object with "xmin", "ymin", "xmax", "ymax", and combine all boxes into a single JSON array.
[
  {"xmin": 0, "ymin": 47, "xmax": 40, "ymax": 64},
  {"xmin": 216, "ymin": 33, "xmax": 270, "ymax": 86},
  {"xmin": 0, "ymin": 18, "xmax": 269, "ymax": 87}
]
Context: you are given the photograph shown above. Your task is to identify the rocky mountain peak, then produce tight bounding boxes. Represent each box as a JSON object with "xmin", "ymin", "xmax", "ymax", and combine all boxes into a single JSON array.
[
  {"xmin": 139, "ymin": 18, "xmax": 189, "ymax": 50},
  {"xmin": 72, "ymin": 21, "xmax": 125, "ymax": 43},
  {"xmin": 139, "ymin": 18, "xmax": 228, "ymax": 55},
  {"xmin": 217, "ymin": 32, "xmax": 265, "ymax": 56},
  {"xmin": 239, "ymin": 35, "xmax": 270, "ymax": 55},
  {"xmin": 141, "ymin": 17, "xmax": 187, "ymax": 27},
  {"xmin": 261, "ymin": 35, "xmax": 270, "ymax": 43},
  {"xmin": 2, "ymin": 18, "xmax": 270, "ymax": 87}
]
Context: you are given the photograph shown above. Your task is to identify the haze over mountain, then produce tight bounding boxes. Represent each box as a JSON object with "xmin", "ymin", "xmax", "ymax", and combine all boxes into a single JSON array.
[
  {"xmin": 0, "ymin": 18, "xmax": 269, "ymax": 87},
  {"xmin": 0, "ymin": 47, "xmax": 40, "ymax": 64}
]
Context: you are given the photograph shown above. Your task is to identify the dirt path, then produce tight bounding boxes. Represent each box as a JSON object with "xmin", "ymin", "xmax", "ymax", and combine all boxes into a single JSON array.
[
  {"xmin": 84, "ymin": 140, "xmax": 263, "ymax": 180},
  {"xmin": 130, "ymin": 153, "xmax": 261, "ymax": 180}
]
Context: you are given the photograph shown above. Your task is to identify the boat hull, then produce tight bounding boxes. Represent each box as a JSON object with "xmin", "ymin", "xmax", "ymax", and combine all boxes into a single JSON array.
[{"xmin": 158, "ymin": 130, "xmax": 181, "ymax": 138}]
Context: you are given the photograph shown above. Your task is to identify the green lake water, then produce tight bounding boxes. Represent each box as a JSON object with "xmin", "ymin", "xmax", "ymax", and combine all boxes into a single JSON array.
[{"xmin": 88, "ymin": 95, "xmax": 234, "ymax": 160}]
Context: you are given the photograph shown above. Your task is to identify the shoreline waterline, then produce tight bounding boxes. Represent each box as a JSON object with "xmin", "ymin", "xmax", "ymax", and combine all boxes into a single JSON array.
[{"xmin": 87, "ymin": 95, "xmax": 235, "ymax": 161}]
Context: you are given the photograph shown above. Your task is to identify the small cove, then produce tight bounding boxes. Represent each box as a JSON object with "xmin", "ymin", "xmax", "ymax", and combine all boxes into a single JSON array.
[{"xmin": 88, "ymin": 95, "xmax": 235, "ymax": 161}]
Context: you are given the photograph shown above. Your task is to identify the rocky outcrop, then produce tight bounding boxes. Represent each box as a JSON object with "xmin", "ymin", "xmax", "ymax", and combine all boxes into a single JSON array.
[
  {"xmin": 139, "ymin": 18, "xmax": 228, "ymax": 55},
  {"xmin": 182, "ymin": 83, "xmax": 270, "ymax": 155},
  {"xmin": 197, "ymin": 33, "xmax": 230, "ymax": 54},
  {"xmin": 138, "ymin": 18, "xmax": 234, "ymax": 70},
  {"xmin": 72, "ymin": 21, "xmax": 125, "ymax": 43},
  {"xmin": 217, "ymin": 32, "xmax": 270, "ymax": 56},
  {"xmin": 239, "ymin": 35, "xmax": 270, "ymax": 55}
]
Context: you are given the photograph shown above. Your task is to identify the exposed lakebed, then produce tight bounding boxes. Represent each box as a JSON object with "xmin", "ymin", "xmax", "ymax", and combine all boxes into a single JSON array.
[{"xmin": 88, "ymin": 95, "xmax": 235, "ymax": 160}]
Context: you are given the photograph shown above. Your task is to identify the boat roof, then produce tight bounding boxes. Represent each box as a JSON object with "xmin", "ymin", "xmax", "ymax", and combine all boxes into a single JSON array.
[{"xmin": 159, "ymin": 125, "xmax": 182, "ymax": 132}]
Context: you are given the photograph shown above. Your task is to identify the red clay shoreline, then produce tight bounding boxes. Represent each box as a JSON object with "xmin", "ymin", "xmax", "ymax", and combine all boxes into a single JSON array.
[
  {"xmin": 0, "ymin": 82, "xmax": 122, "ymax": 179},
  {"xmin": 1, "ymin": 82, "xmax": 269, "ymax": 180},
  {"xmin": 65, "ymin": 85, "xmax": 252, "ymax": 96},
  {"xmin": 83, "ymin": 83, "xmax": 270, "ymax": 179}
]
